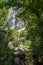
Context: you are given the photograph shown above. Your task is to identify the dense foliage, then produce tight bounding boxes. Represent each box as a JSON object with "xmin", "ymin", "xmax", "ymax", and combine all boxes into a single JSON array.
[{"xmin": 0, "ymin": 0, "xmax": 43, "ymax": 65}]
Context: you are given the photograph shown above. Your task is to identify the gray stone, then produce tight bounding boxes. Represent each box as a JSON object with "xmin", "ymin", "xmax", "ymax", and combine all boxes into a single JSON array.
[{"xmin": 14, "ymin": 57, "xmax": 23, "ymax": 65}]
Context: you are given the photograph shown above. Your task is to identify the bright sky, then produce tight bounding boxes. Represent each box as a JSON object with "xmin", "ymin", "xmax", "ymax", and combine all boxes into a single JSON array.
[
  {"xmin": 5, "ymin": 0, "xmax": 8, "ymax": 2},
  {"xmin": 0, "ymin": 0, "xmax": 8, "ymax": 2}
]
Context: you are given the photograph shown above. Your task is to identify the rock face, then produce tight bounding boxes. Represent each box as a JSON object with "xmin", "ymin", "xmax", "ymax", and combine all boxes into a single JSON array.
[
  {"xmin": 8, "ymin": 41, "xmax": 29, "ymax": 65},
  {"xmin": 8, "ymin": 41, "xmax": 14, "ymax": 50},
  {"xmin": 8, "ymin": 41, "xmax": 29, "ymax": 53},
  {"xmin": 13, "ymin": 57, "xmax": 23, "ymax": 65},
  {"xmin": 8, "ymin": 7, "xmax": 25, "ymax": 31},
  {"xmin": 0, "ymin": 31, "xmax": 6, "ymax": 43}
]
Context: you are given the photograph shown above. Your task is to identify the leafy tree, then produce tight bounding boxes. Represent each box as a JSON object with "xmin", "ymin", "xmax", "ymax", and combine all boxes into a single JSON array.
[
  {"xmin": 0, "ymin": 7, "xmax": 8, "ymax": 29},
  {"xmin": 8, "ymin": 29, "xmax": 20, "ymax": 41},
  {"xmin": 0, "ymin": 6, "xmax": 20, "ymax": 65},
  {"xmin": 0, "ymin": 0, "xmax": 43, "ymax": 64},
  {"xmin": 6, "ymin": 0, "xmax": 43, "ymax": 60}
]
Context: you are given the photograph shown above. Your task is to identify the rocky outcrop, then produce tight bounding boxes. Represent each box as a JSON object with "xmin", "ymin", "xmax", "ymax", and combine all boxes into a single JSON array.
[
  {"xmin": 8, "ymin": 7, "xmax": 25, "ymax": 31},
  {"xmin": 13, "ymin": 57, "xmax": 23, "ymax": 65}
]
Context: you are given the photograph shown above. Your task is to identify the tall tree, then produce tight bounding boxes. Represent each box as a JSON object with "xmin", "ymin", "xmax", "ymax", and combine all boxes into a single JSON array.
[
  {"xmin": 0, "ymin": 0, "xmax": 43, "ymax": 64},
  {"xmin": 6, "ymin": 0, "xmax": 43, "ymax": 59}
]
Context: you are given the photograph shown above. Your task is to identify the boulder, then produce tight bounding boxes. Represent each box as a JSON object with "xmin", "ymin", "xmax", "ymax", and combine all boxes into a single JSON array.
[{"xmin": 13, "ymin": 57, "xmax": 23, "ymax": 65}]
